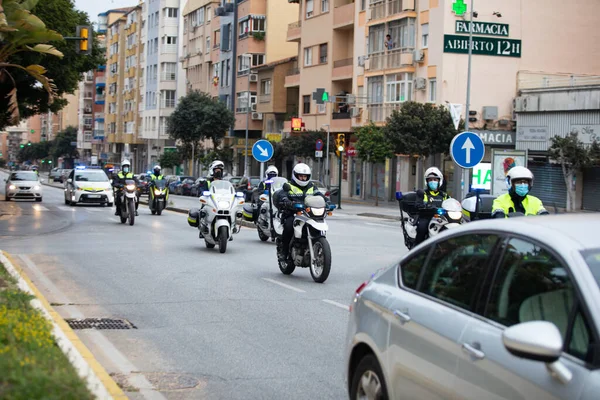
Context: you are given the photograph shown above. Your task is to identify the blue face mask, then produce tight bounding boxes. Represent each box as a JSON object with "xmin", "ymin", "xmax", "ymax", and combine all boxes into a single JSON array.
[
  {"xmin": 515, "ymin": 183, "xmax": 529, "ymax": 196},
  {"xmin": 428, "ymin": 181, "xmax": 439, "ymax": 191},
  {"xmin": 123, "ymin": 167, "xmax": 129, "ymax": 173}
]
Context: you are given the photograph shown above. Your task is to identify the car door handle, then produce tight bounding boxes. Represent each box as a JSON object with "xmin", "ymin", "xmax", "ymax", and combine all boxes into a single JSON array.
[
  {"xmin": 393, "ymin": 310, "xmax": 411, "ymax": 324},
  {"xmin": 462, "ymin": 343, "xmax": 485, "ymax": 360}
]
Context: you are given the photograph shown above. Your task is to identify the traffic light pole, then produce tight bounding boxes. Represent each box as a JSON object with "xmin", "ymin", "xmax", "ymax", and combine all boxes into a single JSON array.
[{"xmin": 337, "ymin": 153, "xmax": 343, "ymax": 210}]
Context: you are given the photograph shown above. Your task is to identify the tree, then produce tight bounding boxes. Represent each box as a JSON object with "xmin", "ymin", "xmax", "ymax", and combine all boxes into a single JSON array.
[
  {"xmin": 167, "ymin": 91, "xmax": 235, "ymax": 150},
  {"xmin": 17, "ymin": 140, "xmax": 50, "ymax": 162},
  {"xmin": 0, "ymin": 0, "xmax": 105, "ymax": 130},
  {"xmin": 548, "ymin": 132, "xmax": 600, "ymax": 211},
  {"xmin": 198, "ymin": 145, "xmax": 234, "ymax": 173},
  {"xmin": 384, "ymin": 102, "xmax": 457, "ymax": 174},
  {"xmin": 280, "ymin": 130, "xmax": 326, "ymax": 159},
  {"xmin": 158, "ymin": 150, "xmax": 182, "ymax": 170},
  {"xmin": 355, "ymin": 123, "xmax": 394, "ymax": 206},
  {"xmin": 51, "ymin": 126, "xmax": 78, "ymax": 160}
]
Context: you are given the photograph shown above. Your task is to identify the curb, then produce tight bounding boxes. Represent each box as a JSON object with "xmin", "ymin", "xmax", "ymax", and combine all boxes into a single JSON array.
[{"xmin": 0, "ymin": 251, "xmax": 127, "ymax": 400}]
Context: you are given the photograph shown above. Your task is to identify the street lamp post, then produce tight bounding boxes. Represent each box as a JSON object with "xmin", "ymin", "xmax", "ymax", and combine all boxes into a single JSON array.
[
  {"xmin": 461, "ymin": 0, "xmax": 475, "ymax": 198},
  {"xmin": 244, "ymin": 55, "xmax": 254, "ymax": 178},
  {"xmin": 321, "ymin": 124, "xmax": 330, "ymax": 187}
]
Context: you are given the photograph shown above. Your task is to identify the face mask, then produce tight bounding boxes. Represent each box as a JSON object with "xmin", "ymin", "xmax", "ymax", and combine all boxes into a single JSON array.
[
  {"xmin": 123, "ymin": 167, "xmax": 129, "ymax": 173},
  {"xmin": 213, "ymin": 170, "xmax": 222, "ymax": 179},
  {"xmin": 515, "ymin": 183, "xmax": 529, "ymax": 197},
  {"xmin": 428, "ymin": 181, "xmax": 439, "ymax": 191}
]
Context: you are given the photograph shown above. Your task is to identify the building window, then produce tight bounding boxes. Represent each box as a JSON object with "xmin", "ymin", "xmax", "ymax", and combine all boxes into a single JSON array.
[
  {"xmin": 317, "ymin": 103, "xmax": 326, "ymax": 114},
  {"xmin": 360, "ymin": 0, "xmax": 366, "ymax": 11},
  {"xmin": 319, "ymin": 43, "xmax": 328, "ymax": 64},
  {"xmin": 252, "ymin": 54, "xmax": 265, "ymax": 66},
  {"xmin": 164, "ymin": 7, "xmax": 178, "ymax": 18},
  {"xmin": 261, "ymin": 79, "xmax": 271, "ymax": 95},
  {"xmin": 161, "ymin": 90, "xmax": 176, "ymax": 108},
  {"xmin": 321, "ymin": 0, "xmax": 329, "ymax": 13},
  {"xmin": 421, "ymin": 23, "xmax": 429, "ymax": 48},
  {"xmin": 388, "ymin": 18, "xmax": 416, "ymax": 51},
  {"xmin": 239, "ymin": 19, "xmax": 250, "ymax": 37},
  {"xmin": 206, "ymin": 37, "xmax": 210, "ymax": 51},
  {"xmin": 306, "ymin": 0, "xmax": 314, "ymax": 18},
  {"xmin": 162, "ymin": 62, "xmax": 177, "ymax": 80},
  {"xmin": 198, "ymin": 8, "xmax": 205, "ymax": 25},
  {"xmin": 386, "ymin": 73, "xmax": 413, "ymax": 103},
  {"xmin": 236, "ymin": 91, "xmax": 257, "ymax": 113},
  {"xmin": 303, "ymin": 95, "xmax": 311, "ymax": 114},
  {"xmin": 252, "ymin": 17, "xmax": 265, "ymax": 32},
  {"xmin": 428, "ymin": 79, "xmax": 436, "ymax": 102},
  {"xmin": 206, "ymin": 6, "xmax": 211, "ymax": 21},
  {"xmin": 304, "ymin": 47, "xmax": 312, "ymax": 66},
  {"xmin": 368, "ymin": 25, "xmax": 384, "ymax": 54}
]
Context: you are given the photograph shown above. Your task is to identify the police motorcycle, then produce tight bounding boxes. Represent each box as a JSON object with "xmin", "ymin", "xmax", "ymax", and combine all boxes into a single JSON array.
[
  {"xmin": 149, "ymin": 179, "xmax": 168, "ymax": 215},
  {"xmin": 396, "ymin": 191, "xmax": 464, "ymax": 250},
  {"xmin": 116, "ymin": 179, "xmax": 138, "ymax": 226},
  {"xmin": 276, "ymin": 195, "xmax": 336, "ymax": 283},
  {"xmin": 187, "ymin": 180, "xmax": 245, "ymax": 254},
  {"xmin": 254, "ymin": 177, "xmax": 288, "ymax": 242}
]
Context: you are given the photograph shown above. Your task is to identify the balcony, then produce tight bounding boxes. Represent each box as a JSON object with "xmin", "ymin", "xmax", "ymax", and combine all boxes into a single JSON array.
[
  {"xmin": 161, "ymin": 72, "xmax": 176, "ymax": 81},
  {"xmin": 366, "ymin": 103, "xmax": 402, "ymax": 122},
  {"xmin": 366, "ymin": 49, "xmax": 414, "ymax": 71},
  {"xmin": 286, "ymin": 21, "xmax": 301, "ymax": 42},
  {"xmin": 83, "ymin": 107, "xmax": 93, "ymax": 114},
  {"xmin": 332, "ymin": 58, "xmax": 353, "ymax": 80},
  {"xmin": 95, "ymin": 94, "xmax": 105, "ymax": 104},
  {"xmin": 95, "ymin": 76, "xmax": 106, "ymax": 86},
  {"xmin": 93, "ymin": 129, "xmax": 105, "ymax": 138},
  {"xmin": 161, "ymin": 99, "xmax": 176, "ymax": 108},
  {"xmin": 284, "ymin": 67, "xmax": 300, "ymax": 87},
  {"xmin": 83, "ymin": 92, "xmax": 93, "ymax": 99},
  {"xmin": 259, "ymin": 94, "xmax": 271, "ymax": 103},
  {"xmin": 161, "ymin": 44, "xmax": 178, "ymax": 54},
  {"xmin": 368, "ymin": 0, "xmax": 415, "ymax": 21},
  {"xmin": 331, "ymin": 111, "xmax": 352, "ymax": 131},
  {"xmin": 333, "ymin": 2, "xmax": 354, "ymax": 29}
]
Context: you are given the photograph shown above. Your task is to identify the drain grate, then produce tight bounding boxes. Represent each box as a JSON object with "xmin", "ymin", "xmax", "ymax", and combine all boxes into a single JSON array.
[{"xmin": 65, "ymin": 318, "xmax": 137, "ymax": 330}]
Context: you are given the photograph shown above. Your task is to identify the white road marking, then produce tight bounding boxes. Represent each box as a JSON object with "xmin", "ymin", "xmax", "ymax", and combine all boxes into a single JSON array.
[
  {"xmin": 262, "ymin": 278, "xmax": 306, "ymax": 293},
  {"xmin": 85, "ymin": 208, "xmax": 105, "ymax": 212},
  {"xmin": 366, "ymin": 222, "xmax": 396, "ymax": 228},
  {"xmin": 32, "ymin": 204, "xmax": 49, "ymax": 211},
  {"xmin": 15, "ymin": 254, "xmax": 166, "ymax": 400},
  {"xmin": 322, "ymin": 299, "xmax": 350, "ymax": 311},
  {"xmin": 58, "ymin": 206, "xmax": 76, "ymax": 211}
]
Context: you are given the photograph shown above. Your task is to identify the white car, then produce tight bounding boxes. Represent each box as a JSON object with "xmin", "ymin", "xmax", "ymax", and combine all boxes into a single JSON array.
[
  {"xmin": 64, "ymin": 167, "xmax": 114, "ymax": 206},
  {"xmin": 4, "ymin": 171, "xmax": 43, "ymax": 202}
]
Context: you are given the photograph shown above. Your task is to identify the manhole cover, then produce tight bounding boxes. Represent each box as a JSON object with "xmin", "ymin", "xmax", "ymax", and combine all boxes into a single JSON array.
[{"xmin": 65, "ymin": 318, "xmax": 137, "ymax": 330}]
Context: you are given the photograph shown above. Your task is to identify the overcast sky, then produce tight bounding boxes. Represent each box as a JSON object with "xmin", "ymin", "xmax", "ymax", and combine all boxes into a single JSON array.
[{"xmin": 74, "ymin": 0, "xmax": 139, "ymax": 24}]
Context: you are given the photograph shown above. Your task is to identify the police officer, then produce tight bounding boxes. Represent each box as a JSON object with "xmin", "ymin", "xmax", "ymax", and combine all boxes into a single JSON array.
[
  {"xmin": 150, "ymin": 165, "xmax": 163, "ymax": 180},
  {"xmin": 253, "ymin": 166, "xmax": 279, "ymax": 220},
  {"xmin": 415, "ymin": 167, "xmax": 449, "ymax": 246},
  {"xmin": 112, "ymin": 159, "xmax": 139, "ymax": 216},
  {"xmin": 492, "ymin": 166, "xmax": 548, "ymax": 218},
  {"xmin": 207, "ymin": 160, "xmax": 225, "ymax": 188},
  {"xmin": 275, "ymin": 163, "xmax": 324, "ymax": 261}
]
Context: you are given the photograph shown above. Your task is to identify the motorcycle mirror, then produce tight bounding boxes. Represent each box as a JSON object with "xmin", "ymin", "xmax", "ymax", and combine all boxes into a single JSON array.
[
  {"xmin": 329, "ymin": 204, "xmax": 336, "ymax": 210},
  {"xmin": 202, "ymin": 191, "xmax": 210, "ymax": 196},
  {"xmin": 259, "ymin": 195, "xmax": 268, "ymax": 202},
  {"xmin": 395, "ymin": 191, "xmax": 403, "ymax": 200},
  {"xmin": 235, "ymin": 192, "xmax": 245, "ymax": 198}
]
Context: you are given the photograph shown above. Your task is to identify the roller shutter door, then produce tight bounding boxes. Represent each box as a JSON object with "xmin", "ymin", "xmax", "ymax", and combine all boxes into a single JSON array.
[
  {"xmin": 583, "ymin": 167, "xmax": 600, "ymax": 211},
  {"xmin": 528, "ymin": 162, "xmax": 567, "ymax": 209}
]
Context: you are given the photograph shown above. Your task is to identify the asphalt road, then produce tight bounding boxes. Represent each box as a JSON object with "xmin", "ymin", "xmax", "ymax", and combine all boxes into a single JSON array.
[{"xmin": 0, "ymin": 170, "xmax": 408, "ymax": 400}]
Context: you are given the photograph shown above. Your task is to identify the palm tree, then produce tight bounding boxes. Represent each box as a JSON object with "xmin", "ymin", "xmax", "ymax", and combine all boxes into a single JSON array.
[{"xmin": 0, "ymin": 0, "xmax": 64, "ymax": 125}]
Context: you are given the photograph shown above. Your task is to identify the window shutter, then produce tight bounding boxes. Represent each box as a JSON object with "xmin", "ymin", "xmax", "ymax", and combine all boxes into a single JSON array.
[{"xmin": 221, "ymin": 23, "xmax": 230, "ymax": 51}]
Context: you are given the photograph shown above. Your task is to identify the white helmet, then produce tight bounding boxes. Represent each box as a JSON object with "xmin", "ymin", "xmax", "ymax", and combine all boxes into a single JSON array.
[
  {"xmin": 424, "ymin": 166, "xmax": 444, "ymax": 188},
  {"xmin": 506, "ymin": 166, "xmax": 534, "ymax": 188},
  {"xmin": 265, "ymin": 165, "xmax": 278, "ymax": 179},
  {"xmin": 121, "ymin": 159, "xmax": 131, "ymax": 168},
  {"xmin": 292, "ymin": 163, "xmax": 311, "ymax": 187},
  {"xmin": 153, "ymin": 164, "xmax": 161, "ymax": 175},
  {"xmin": 209, "ymin": 160, "xmax": 225, "ymax": 178}
]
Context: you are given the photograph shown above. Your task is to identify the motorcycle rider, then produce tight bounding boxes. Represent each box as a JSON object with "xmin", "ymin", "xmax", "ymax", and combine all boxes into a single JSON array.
[
  {"xmin": 112, "ymin": 159, "xmax": 139, "ymax": 216},
  {"xmin": 253, "ymin": 166, "xmax": 279, "ymax": 220},
  {"xmin": 414, "ymin": 167, "xmax": 449, "ymax": 246},
  {"xmin": 206, "ymin": 160, "xmax": 225, "ymax": 188},
  {"xmin": 275, "ymin": 163, "xmax": 325, "ymax": 262},
  {"xmin": 492, "ymin": 166, "xmax": 548, "ymax": 218},
  {"xmin": 150, "ymin": 165, "xmax": 163, "ymax": 181}
]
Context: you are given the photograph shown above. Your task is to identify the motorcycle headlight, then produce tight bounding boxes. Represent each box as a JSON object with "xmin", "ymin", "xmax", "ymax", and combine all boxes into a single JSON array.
[
  {"xmin": 311, "ymin": 207, "xmax": 325, "ymax": 216},
  {"xmin": 448, "ymin": 211, "xmax": 463, "ymax": 221},
  {"xmin": 218, "ymin": 201, "xmax": 231, "ymax": 209},
  {"xmin": 126, "ymin": 184, "xmax": 136, "ymax": 191},
  {"xmin": 9, "ymin": 184, "xmax": 16, "ymax": 190},
  {"xmin": 154, "ymin": 188, "xmax": 162, "ymax": 195}
]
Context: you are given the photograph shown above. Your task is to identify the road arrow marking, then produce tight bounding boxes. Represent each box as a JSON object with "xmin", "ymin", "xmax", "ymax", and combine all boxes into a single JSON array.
[
  {"xmin": 462, "ymin": 137, "xmax": 475, "ymax": 164},
  {"xmin": 257, "ymin": 145, "xmax": 269, "ymax": 157}
]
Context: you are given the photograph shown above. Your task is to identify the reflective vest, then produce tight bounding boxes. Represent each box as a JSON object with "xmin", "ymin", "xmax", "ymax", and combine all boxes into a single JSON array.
[
  {"xmin": 423, "ymin": 190, "xmax": 449, "ymax": 208},
  {"xmin": 492, "ymin": 193, "xmax": 546, "ymax": 217},
  {"xmin": 117, "ymin": 172, "xmax": 134, "ymax": 179},
  {"xmin": 289, "ymin": 184, "xmax": 315, "ymax": 197},
  {"xmin": 150, "ymin": 174, "xmax": 163, "ymax": 180}
]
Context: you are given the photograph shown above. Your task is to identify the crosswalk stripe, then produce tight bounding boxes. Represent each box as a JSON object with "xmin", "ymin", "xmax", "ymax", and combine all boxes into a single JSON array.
[
  {"xmin": 32, "ymin": 205, "xmax": 49, "ymax": 211},
  {"xmin": 58, "ymin": 206, "xmax": 76, "ymax": 211}
]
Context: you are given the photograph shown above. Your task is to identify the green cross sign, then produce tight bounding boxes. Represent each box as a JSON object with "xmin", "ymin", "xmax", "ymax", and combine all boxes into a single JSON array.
[
  {"xmin": 452, "ymin": 0, "xmax": 467, "ymax": 16},
  {"xmin": 312, "ymin": 88, "xmax": 329, "ymax": 105}
]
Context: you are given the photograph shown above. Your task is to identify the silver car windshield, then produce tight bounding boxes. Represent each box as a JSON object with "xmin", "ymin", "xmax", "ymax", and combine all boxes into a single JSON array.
[
  {"xmin": 76, "ymin": 171, "xmax": 109, "ymax": 182},
  {"xmin": 582, "ymin": 249, "xmax": 600, "ymax": 289},
  {"xmin": 10, "ymin": 172, "xmax": 38, "ymax": 181}
]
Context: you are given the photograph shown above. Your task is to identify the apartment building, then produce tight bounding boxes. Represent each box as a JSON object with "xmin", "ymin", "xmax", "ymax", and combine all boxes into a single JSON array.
[
  {"xmin": 140, "ymin": 0, "xmax": 186, "ymax": 170},
  {"xmin": 37, "ymin": 92, "xmax": 79, "ymax": 142}
]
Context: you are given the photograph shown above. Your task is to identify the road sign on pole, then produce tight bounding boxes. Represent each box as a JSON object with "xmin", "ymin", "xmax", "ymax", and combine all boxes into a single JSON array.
[
  {"xmin": 252, "ymin": 139, "xmax": 274, "ymax": 163},
  {"xmin": 315, "ymin": 139, "xmax": 323, "ymax": 151},
  {"xmin": 315, "ymin": 151, "xmax": 323, "ymax": 158},
  {"xmin": 449, "ymin": 131, "xmax": 485, "ymax": 169}
]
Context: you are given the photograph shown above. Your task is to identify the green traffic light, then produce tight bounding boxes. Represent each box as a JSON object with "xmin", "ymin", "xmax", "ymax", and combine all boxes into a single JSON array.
[
  {"xmin": 20, "ymin": 144, "xmax": 24, "ymax": 148},
  {"xmin": 27, "ymin": 142, "xmax": 31, "ymax": 146},
  {"xmin": 48, "ymin": 160, "xmax": 52, "ymax": 164}
]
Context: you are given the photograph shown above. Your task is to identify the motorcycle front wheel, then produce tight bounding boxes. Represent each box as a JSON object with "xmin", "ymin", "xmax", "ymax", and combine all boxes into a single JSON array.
[
  {"xmin": 156, "ymin": 203, "xmax": 163, "ymax": 215},
  {"xmin": 257, "ymin": 226, "xmax": 269, "ymax": 241},
  {"xmin": 128, "ymin": 198, "xmax": 135, "ymax": 226},
  {"xmin": 218, "ymin": 226, "xmax": 228, "ymax": 253},
  {"xmin": 310, "ymin": 237, "xmax": 332, "ymax": 283},
  {"xmin": 120, "ymin": 203, "xmax": 127, "ymax": 224}
]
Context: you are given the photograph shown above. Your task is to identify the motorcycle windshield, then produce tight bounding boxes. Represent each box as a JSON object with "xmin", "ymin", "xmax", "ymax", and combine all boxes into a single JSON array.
[
  {"xmin": 210, "ymin": 180, "xmax": 235, "ymax": 195},
  {"xmin": 154, "ymin": 179, "xmax": 166, "ymax": 189},
  {"xmin": 305, "ymin": 195, "xmax": 326, "ymax": 208},
  {"xmin": 125, "ymin": 179, "xmax": 136, "ymax": 186},
  {"xmin": 441, "ymin": 198, "xmax": 462, "ymax": 212},
  {"xmin": 269, "ymin": 177, "xmax": 288, "ymax": 193}
]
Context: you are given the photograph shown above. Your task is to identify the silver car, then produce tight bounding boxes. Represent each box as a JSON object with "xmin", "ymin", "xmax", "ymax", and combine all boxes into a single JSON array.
[
  {"xmin": 345, "ymin": 214, "xmax": 600, "ymax": 400},
  {"xmin": 4, "ymin": 171, "xmax": 43, "ymax": 201}
]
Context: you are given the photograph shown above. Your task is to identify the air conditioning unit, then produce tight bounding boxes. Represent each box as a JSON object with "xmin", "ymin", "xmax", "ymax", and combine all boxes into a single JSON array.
[
  {"xmin": 350, "ymin": 107, "xmax": 361, "ymax": 118},
  {"xmin": 523, "ymin": 95, "xmax": 539, "ymax": 112},
  {"xmin": 364, "ymin": 59, "xmax": 370, "ymax": 70},
  {"xmin": 215, "ymin": 7, "xmax": 225, "ymax": 16},
  {"xmin": 251, "ymin": 103, "xmax": 257, "ymax": 111},
  {"xmin": 357, "ymin": 56, "xmax": 366, "ymax": 67},
  {"xmin": 415, "ymin": 77, "xmax": 426, "ymax": 90},
  {"xmin": 513, "ymin": 96, "xmax": 524, "ymax": 112},
  {"xmin": 251, "ymin": 112, "xmax": 263, "ymax": 120},
  {"xmin": 414, "ymin": 50, "xmax": 425, "ymax": 62},
  {"xmin": 249, "ymin": 73, "xmax": 258, "ymax": 82},
  {"xmin": 346, "ymin": 94, "xmax": 356, "ymax": 105},
  {"xmin": 366, "ymin": 8, "xmax": 372, "ymax": 20}
]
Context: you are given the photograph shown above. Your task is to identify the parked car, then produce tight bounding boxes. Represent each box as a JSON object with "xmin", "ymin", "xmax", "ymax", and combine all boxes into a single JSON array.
[
  {"xmin": 229, "ymin": 176, "xmax": 261, "ymax": 201},
  {"xmin": 168, "ymin": 176, "xmax": 195, "ymax": 194},
  {"xmin": 4, "ymin": 171, "xmax": 43, "ymax": 202},
  {"xmin": 190, "ymin": 177, "xmax": 209, "ymax": 197},
  {"xmin": 345, "ymin": 214, "xmax": 600, "ymax": 400},
  {"xmin": 136, "ymin": 174, "xmax": 151, "ymax": 195},
  {"xmin": 59, "ymin": 169, "xmax": 72, "ymax": 184},
  {"xmin": 309, "ymin": 180, "xmax": 330, "ymax": 198},
  {"xmin": 49, "ymin": 168, "xmax": 63, "ymax": 182},
  {"xmin": 176, "ymin": 178, "xmax": 196, "ymax": 195}
]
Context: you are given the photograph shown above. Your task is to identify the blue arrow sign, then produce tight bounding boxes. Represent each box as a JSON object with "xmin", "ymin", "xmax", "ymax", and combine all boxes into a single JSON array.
[
  {"xmin": 450, "ymin": 131, "xmax": 485, "ymax": 169},
  {"xmin": 252, "ymin": 139, "xmax": 274, "ymax": 163}
]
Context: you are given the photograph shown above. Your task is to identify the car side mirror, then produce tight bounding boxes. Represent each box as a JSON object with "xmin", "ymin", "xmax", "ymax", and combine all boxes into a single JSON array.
[
  {"xmin": 502, "ymin": 321, "xmax": 562, "ymax": 363},
  {"xmin": 67, "ymin": 178, "xmax": 72, "ymax": 183}
]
